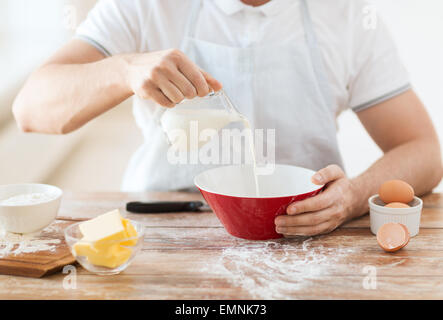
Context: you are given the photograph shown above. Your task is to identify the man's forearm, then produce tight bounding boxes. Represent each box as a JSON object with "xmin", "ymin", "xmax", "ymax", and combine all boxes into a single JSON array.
[
  {"xmin": 350, "ymin": 137, "xmax": 443, "ymax": 218},
  {"xmin": 13, "ymin": 55, "xmax": 132, "ymax": 134}
]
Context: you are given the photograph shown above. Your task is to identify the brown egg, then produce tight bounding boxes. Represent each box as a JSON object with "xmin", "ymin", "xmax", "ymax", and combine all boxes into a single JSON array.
[
  {"xmin": 377, "ymin": 222, "xmax": 410, "ymax": 252},
  {"xmin": 398, "ymin": 224, "xmax": 410, "ymax": 249},
  {"xmin": 385, "ymin": 202, "xmax": 410, "ymax": 208},
  {"xmin": 379, "ymin": 180, "xmax": 414, "ymax": 204}
]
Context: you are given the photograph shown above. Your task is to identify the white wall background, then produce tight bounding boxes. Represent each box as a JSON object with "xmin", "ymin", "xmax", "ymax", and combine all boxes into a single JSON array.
[{"xmin": 337, "ymin": 0, "xmax": 443, "ymax": 192}]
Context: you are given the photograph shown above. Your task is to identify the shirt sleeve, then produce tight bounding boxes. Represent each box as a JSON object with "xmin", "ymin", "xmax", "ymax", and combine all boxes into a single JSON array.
[
  {"xmin": 75, "ymin": 0, "xmax": 143, "ymax": 56},
  {"xmin": 348, "ymin": 3, "xmax": 411, "ymax": 112}
]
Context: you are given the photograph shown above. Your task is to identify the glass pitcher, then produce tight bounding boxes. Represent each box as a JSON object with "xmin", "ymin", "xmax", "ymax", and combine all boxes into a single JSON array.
[{"xmin": 159, "ymin": 90, "xmax": 244, "ymax": 152}]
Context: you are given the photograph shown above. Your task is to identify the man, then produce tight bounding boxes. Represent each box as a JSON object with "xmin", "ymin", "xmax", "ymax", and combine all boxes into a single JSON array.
[{"xmin": 13, "ymin": 0, "xmax": 442, "ymax": 236}]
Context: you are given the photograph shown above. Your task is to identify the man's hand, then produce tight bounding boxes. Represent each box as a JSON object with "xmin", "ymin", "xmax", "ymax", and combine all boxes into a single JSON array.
[
  {"xmin": 275, "ymin": 165, "xmax": 358, "ymax": 236},
  {"xmin": 123, "ymin": 49, "xmax": 223, "ymax": 107}
]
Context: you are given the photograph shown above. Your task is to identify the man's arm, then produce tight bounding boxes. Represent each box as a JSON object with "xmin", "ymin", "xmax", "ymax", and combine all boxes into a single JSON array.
[
  {"xmin": 275, "ymin": 90, "xmax": 443, "ymax": 236},
  {"xmin": 13, "ymin": 40, "xmax": 221, "ymax": 134},
  {"xmin": 13, "ymin": 39, "xmax": 129, "ymax": 134},
  {"xmin": 350, "ymin": 89, "xmax": 443, "ymax": 215}
]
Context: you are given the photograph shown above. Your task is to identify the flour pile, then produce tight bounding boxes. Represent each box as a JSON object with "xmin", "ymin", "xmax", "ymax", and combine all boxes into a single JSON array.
[
  {"xmin": 206, "ymin": 237, "xmax": 355, "ymax": 299},
  {"xmin": 0, "ymin": 192, "xmax": 57, "ymax": 206}
]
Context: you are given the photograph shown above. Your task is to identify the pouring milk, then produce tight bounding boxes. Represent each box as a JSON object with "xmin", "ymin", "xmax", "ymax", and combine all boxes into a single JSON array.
[{"xmin": 160, "ymin": 93, "xmax": 261, "ymax": 196}]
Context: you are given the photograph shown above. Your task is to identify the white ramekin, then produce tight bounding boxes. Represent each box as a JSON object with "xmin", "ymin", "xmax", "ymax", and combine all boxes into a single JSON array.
[{"xmin": 369, "ymin": 194, "xmax": 422, "ymax": 237}]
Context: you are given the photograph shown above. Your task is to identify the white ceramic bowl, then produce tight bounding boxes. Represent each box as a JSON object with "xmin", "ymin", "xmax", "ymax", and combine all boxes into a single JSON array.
[
  {"xmin": 369, "ymin": 194, "xmax": 422, "ymax": 237},
  {"xmin": 0, "ymin": 184, "xmax": 63, "ymax": 234}
]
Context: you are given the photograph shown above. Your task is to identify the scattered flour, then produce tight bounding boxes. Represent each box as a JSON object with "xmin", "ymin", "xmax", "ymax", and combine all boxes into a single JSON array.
[
  {"xmin": 204, "ymin": 237, "xmax": 355, "ymax": 299},
  {"xmin": 42, "ymin": 220, "xmax": 65, "ymax": 234},
  {"xmin": 0, "ymin": 221, "xmax": 63, "ymax": 258}
]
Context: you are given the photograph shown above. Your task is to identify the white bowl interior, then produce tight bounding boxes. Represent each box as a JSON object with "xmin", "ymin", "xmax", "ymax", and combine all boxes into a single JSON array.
[
  {"xmin": 369, "ymin": 195, "xmax": 423, "ymax": 215},
  {"xmin": 0, "ymin": 184, "xmax": 62, "ymax": 205},
  {"xmin": 194, "ymin": 164, "xmax": 322, "ymax": 198},
  {"xmin": 371, "ymin": 195, "xmax": 421, "ymax": 208}
]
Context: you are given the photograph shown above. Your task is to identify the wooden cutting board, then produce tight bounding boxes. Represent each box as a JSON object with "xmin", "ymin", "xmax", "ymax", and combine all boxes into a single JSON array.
[{"xmin": 0, "ymin": 220, "xmax": 77, "ymax": 278}]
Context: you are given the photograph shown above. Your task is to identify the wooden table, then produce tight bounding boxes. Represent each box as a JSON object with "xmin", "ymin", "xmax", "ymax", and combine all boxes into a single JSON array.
[{"xmin": 1, "ymin": 192, "xmax": 442, "ymax": 300}]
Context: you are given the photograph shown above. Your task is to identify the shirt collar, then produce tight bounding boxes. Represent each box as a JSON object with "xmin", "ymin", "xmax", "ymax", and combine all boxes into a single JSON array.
[
  {"xmin": 214, "ymin": 0, "xmax": 244, "ymax": 16},
  {"xmin": 214, "ymin": 0, "xmax": 292, "ymax": 17}
]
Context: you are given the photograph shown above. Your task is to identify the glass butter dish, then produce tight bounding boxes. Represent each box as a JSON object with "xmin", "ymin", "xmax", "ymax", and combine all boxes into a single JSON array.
[{"xmin": 64, "ymin": 220, "xmax": 144, "ymax": 275}]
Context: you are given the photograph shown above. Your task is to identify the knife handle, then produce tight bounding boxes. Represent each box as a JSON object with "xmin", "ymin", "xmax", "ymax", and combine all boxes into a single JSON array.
[{"xmin": 126, "ymin": 201, "xmax": 204, "ymax": 213}]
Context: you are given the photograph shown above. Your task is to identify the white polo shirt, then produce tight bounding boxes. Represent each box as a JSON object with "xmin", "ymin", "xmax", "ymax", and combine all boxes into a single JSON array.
[{"xmin": 76, "ymin": 0, "xmax": 410, "ymax": 114}]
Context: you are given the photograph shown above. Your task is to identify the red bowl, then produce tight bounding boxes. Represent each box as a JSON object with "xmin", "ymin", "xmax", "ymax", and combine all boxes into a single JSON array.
[{"xmin": 194, "ymin": 164, "xmax": 323, "ymax": 240}]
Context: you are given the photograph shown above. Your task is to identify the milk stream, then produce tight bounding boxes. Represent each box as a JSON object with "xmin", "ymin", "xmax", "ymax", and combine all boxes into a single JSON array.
[
  {"xmin": 161, "ymin": 108, "xmax": 261, "ymax": 196},
  {"xmin": 239, "ymin": 115, "xmax": 261, "ymax": 197}
]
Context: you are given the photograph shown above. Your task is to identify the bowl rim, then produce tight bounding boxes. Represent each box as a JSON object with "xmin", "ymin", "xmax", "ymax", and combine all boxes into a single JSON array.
[
  {"xmin": 0, "ymin": 183, "xmax": 63, "ymax": 207},
  {"xmin": 368, "ymin": 194, "xmax": 423, "ymax": 215},
  {"xmin": 64, "ymin": 219, "xmax": 145, "ymax": 245},
  {"xmin": 194, "ymin": 164, "xmax": 324, "ymax": 199}
]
